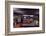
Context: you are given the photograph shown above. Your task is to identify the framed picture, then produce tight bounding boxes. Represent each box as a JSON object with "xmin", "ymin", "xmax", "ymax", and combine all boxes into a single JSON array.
[{"xmin": 5, "ymin": 0, "xmax": 45, "ymax": 36}]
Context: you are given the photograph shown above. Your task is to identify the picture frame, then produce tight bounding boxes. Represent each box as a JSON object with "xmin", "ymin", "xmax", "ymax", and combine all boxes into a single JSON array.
[{"xmin": 5, "ymin": 0, "xmax": 45, "ymax": 36}]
